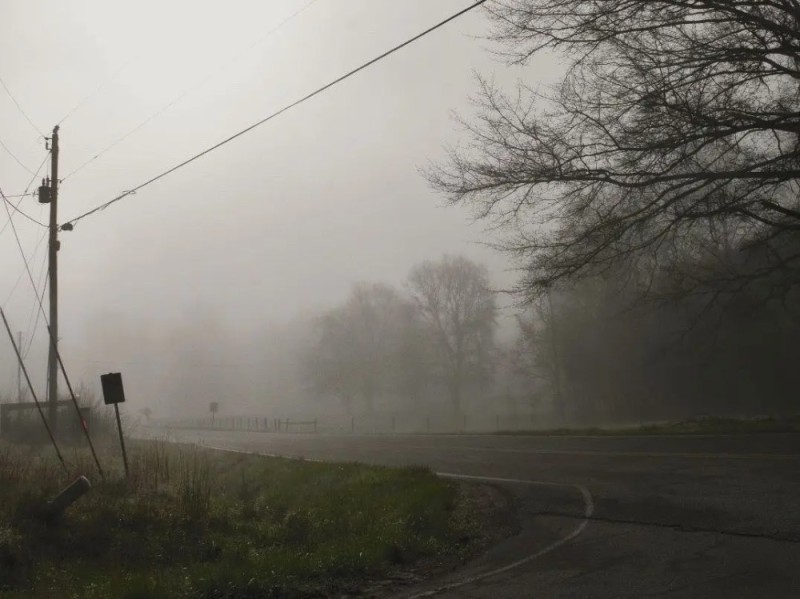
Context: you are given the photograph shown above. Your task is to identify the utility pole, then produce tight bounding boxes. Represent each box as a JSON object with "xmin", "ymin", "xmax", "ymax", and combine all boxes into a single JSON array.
[
  {"xmin": 16, "ymin": 331, "xmax": 23, "ymax": 402},
  {"xmin": 47, "ymin": 125, "xmax": 59, "ymax": 430}
]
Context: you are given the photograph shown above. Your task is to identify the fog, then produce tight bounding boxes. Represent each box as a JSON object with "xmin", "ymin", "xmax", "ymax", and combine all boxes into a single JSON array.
[
  {"xmin": 5, "ymin": 2, "xmax": 792, "ymax": 431},
  {"xmin": 0, "ymin": 1, "xmax": 557, "ymax": 419}
]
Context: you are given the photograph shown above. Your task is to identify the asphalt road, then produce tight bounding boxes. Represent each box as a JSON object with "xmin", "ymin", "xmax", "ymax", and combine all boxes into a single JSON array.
[{"xmin": 149, "ymin": 428, "xmax": 800, "ymax": 598}]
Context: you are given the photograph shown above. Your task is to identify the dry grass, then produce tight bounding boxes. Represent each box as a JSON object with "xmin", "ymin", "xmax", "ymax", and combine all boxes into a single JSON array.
[{"xmin": 0, "ymin": 438, "xmax": 479, "ymax": 598}]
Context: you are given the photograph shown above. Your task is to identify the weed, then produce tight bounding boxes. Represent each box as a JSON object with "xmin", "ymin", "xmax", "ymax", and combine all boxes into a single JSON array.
[{"xmin": 0, "ymin": 439, "xmax": 477, "ymax": 598}]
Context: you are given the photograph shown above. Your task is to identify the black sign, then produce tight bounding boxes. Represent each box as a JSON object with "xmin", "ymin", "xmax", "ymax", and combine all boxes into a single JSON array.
[
  {"xmin": 100, "ymin": 372, "xmax": 126, "ymax": 405},
  {"xmin": 209, "ymin": 402, "xmax": 219, "ymax": 414}
]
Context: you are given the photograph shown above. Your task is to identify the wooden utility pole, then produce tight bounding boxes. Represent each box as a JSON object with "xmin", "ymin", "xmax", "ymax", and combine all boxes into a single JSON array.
[{"xmin": 47, "ymin": 125, "xmax": 59, "ymax": 430}]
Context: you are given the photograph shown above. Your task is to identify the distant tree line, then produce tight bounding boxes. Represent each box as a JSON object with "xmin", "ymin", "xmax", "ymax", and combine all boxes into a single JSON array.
[
  {"xmin": 422, "ymin": 0, "xmax": 800, "ymax": 424},
  {"xmin": 127, "ymin": 2, "xmax": 800, "ymax": 424},
  {"xmin": 305, "ymin": 255, "xmax": 497, "ymax": 415},
  {"xmin": 511, "ymin": 268, "xmax": 800, "ymax": 425},
  {"xmin": 303, "ymin": 250, "xmax": 798, "ymax": 424}
]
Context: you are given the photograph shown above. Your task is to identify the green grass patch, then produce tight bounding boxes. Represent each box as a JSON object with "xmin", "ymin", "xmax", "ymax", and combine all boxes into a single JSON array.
[
  {"xmin": 496, "ymin": 415, "xmax": 800, "ymax": 437},
  {"xmin": 0, "ymin": 440, "xmax": 480, "ymax": 598}
]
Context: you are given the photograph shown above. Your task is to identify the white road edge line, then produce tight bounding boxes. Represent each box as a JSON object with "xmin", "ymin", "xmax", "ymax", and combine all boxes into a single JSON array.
[
  {"xmin": 197, "ymin": 443, "xmax": 594, "ymax": 598},
  {"xmin": 405, "ymin": 473, "xmax": 593, "ymax": 598}
]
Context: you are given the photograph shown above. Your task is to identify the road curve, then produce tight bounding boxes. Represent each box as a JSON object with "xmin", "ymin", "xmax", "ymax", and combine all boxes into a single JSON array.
[{"xmin": 148, "ymin": 428, "xmax": 800, "ymax": 598}]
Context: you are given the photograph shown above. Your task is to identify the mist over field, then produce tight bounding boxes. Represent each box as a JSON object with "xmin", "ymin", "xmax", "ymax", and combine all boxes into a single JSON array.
[{"xmin": 2, "ymin": 0, "xmax": 797, "ymax": 431}]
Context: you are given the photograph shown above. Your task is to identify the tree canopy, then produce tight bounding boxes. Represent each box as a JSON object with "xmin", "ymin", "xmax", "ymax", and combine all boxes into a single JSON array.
[
  {"xmin": 430, "ymin": 0, "xmax": 800, "ymax": 300},
  {"xmin": 409, "ymin": 255, "xmax": 496, "ymax": 412}
]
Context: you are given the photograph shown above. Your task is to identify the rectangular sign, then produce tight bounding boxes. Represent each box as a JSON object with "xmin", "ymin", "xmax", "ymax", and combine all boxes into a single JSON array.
[{"xmin": 100, "ymin": 372, "xmax": 126, "ymax": 405}]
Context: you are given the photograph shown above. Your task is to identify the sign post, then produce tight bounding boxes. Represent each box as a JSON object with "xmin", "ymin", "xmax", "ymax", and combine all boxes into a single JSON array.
[
  {"xmin": 209, "ymin": 402, "xmax": 219, "ymax": 427},
  {"xmin": 100, "ymin": 372, "xmax": 128, "ymax": 478}
]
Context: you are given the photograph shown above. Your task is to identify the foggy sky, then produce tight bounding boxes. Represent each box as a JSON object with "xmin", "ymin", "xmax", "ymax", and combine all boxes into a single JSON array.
[{"xmin": 0, "ymin": 1, "xmax": 559, "ymax": 415}]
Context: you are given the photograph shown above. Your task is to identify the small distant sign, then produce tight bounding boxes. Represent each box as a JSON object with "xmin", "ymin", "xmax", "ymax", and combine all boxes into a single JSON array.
[
  {"xmin": 100, "ymin": 372, "xmax": 126, "ymax": 405},
  {"xmin": 209, "ymin": 402, "xmax": 219, "ymax": 414}
]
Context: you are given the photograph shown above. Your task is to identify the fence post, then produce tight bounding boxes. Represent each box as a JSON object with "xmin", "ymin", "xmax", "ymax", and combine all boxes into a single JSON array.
[
  {"xmin": 391, "ymin": 415, "xmax": 396, "ymax": 433},
  {"xmin": 313, "ymin": 419, "xmax": 317, "ymax": 434},
  {"xmin": 351, "ymin": 415, "xmax": 355, "ymax": 434},
  {"xmin": 285, "ymin": 418, "xmax": 290, "ymax": 432},
  {"xmin": 463, "ymin": 414, "xmax": 467, "ymax": 433},
  {"xmin": 426, "ymin": 415, "xmax": 430, "ymax": 433}
]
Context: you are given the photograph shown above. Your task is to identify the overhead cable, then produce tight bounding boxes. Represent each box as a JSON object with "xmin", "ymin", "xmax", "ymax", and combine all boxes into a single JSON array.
[
  {"xmin": 1, "ymin": 193, "xmax": 47, "ymax": 227},
  {"xmin": 57, "ymin": 59, "xmax": 135, "ymax": 126},
  {"xmin": 0, "ymin": 185, "xmax": 105, "ymax": 479},
  {"xmin": 0, "ymin": 187, "xmax": 46, "ymax": 313},
  {"xmin": 19, "ymin": 236, "xmax": 49, "ymax": 358},
  {"xmin": 62, "ymin": 0, "xmax": 320, "ymax": 182},
  {"xmin": 0, "ymin": 74, "xmax": 44, "ymax": 137},
  {"xmin": 0, "ymin": 151, "xmax": 49, "ymax": 236},
  {"xmin": 0, "ymin": 134, "xmax": 35, "ymax": 175},
  {"xmin": 1, "ymin": 228, "xmax": 47, "ymax": 308},
  {"xmin": 0, "ymin": 307, "xmax": 67, "ymax": 472},
  {"xmin": 63, "ymin": 0, "xmax": 488, "ymax": 228}
]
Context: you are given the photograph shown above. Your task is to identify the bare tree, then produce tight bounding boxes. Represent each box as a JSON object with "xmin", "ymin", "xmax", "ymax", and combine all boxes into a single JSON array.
[
  {"xmin": 512, "ymin": 292, "xmax": 568, "ymax": 423},
  {"xmin": 429, "ymin": 1, "xmax": 800, "ymax": 300},
  {"xmin": 307, "ymin": 283, "xmax": 423, "ymax": 412},
  {"xmin": 408, "ymin": 255, "xmax": 496, "ymax": 412}
]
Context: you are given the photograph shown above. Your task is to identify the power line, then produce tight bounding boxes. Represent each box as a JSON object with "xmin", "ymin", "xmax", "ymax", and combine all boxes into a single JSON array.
[
  {"xmin": 0, "ymin": 74, "xmax": 44, "ymax": 137},
  {"xmin": 0, "ymin": 307, "xmax": 67, "ymax": 472},
  {"xmin": 23, "ymin": 275, "xmax": 47, "ymax": 359},
  {"xmin": 22, "ymin": 152, "xmax": 50, "ymax": 194},
  {"xmin": 62, "ymin": 0, "xmax": 320, "ymax": 182},
  {"xmin": 0, "ymin": 134, "xmax": 35, "ymax": 175},
  {"xmin": 0, "ymin": 187, "xmax": 46, "ymax": 317},
  {"xmin": 1, "ymin": 192, "xmax": 47, "ymax": 227},
  {"xmin": 1, "ymin": 173, "xmax": 49, "ymax": 366},
  {"xmin": 0, "ymin": 151, "xmax": 49, "ymax": 237},
  {"xmin": 63, "ymin": 0, "xmax": 487, "ymax": 228},
  {"xmin": 58, "ymin": 59, "xmax": 135, "ymax": 126},
  {"xmin": 21, "ymin": 241, "xmax": 49, "ymax": 358},
  {"xmin": 59, "ymin": 0, "xmax": 317, "ymax": 131},
  {"xmin": 2, "ymin": 228, "xmax": 48, "ymax": 308},
  {"xmin": 0, "ymin": 183, "xmax": 51, "ymax": 376},
  {"xmin": 0, "ymin": 185, "xmax": 105, "ymax": 478}
]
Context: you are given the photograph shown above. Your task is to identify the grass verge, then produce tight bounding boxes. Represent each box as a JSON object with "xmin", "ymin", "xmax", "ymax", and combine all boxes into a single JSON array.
[
  {"xmin": 497, "ymin": 415, "xmax": 800, "ymax": 437},
  {"xmin": 0, "ymin": 439, "xmax": 485, "ymax": 598}
]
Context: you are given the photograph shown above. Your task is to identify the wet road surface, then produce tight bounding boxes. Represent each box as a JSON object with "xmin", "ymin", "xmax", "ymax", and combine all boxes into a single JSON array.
[{"xmin": 147, "ymin": 428, "xmax": 800, "ymax": 598}]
